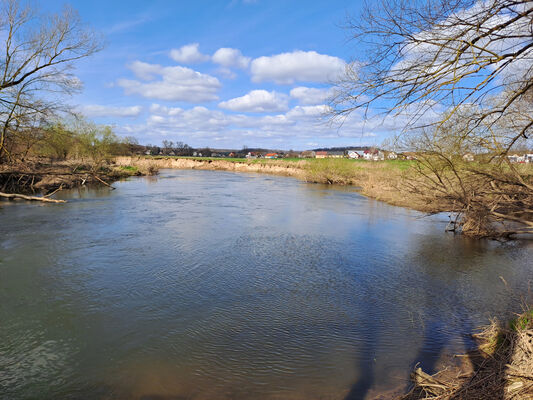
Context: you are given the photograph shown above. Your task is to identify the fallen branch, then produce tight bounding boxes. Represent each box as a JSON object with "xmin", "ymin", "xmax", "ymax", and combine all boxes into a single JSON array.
[
  {"xmin": 92, "ymin": 174, "xmax": 115, "ymax": 189},
  {"xmin": 43, "ymin": 184, "xmax": 63, "ymax": 198},
  {"xmin": 0, "ymin": 191, "xmax": 66, "ymax": 203}
]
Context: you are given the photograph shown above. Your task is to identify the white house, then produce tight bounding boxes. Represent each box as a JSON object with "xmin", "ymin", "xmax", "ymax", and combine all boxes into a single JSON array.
[{"xmin": 347, "ymin": 150, "xmax": 361, "ymax": 159}]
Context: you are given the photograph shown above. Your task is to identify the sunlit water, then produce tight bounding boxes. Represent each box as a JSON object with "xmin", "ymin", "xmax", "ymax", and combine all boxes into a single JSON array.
[{"xmin": 1, "ymin": 169, "xmax": 531, "ymax": 400}]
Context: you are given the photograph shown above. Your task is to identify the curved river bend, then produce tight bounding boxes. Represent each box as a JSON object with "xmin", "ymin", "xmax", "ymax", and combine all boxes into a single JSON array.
[{"xmin": 1, "ymin": 169, "xmax": 531, "ymax": 399}]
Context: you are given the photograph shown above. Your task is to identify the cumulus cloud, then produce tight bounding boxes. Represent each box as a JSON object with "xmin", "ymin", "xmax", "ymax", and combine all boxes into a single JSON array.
[
  {"xmin": 80, "ymin": 104, "xmax": 142, "ymax": 118},
  {"xmin": 286, "ymin": 105, "xmax": 329, "ymax": 119},
  {"xmin": 212, "ymin": 48, "xmax": 251, "ymax": 69},
  {"xmin": 218, "ymin": 90, "xmax": 289, "ymax": 112},
  {"xmin": 117, "ymin": 61, "xmax": 221, "ymax": 102},
  {"xmin": 251, "ymin": 51, "xmax": 346, "ymax": 84},
  {"xmin": 169, "ymin": 43, "xmax": 210, "ymax": 64},
  {"xmin": 149, "ymin": 104, "xmax": 231, "ymax": 132},
  {"xmin": 134, "ymin": 102, "xmax": 382, "ymax": 145},
  {"xmin": 290, "ymin": 86, "xmax": 332, "ymax": 105}
]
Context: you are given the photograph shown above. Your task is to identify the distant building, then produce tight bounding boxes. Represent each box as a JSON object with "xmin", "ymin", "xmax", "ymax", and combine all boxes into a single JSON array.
[
  {"xmin": 463, "ymin": 153, "xmax": 474, "ymax": 162},
  {"xmin": 347, "ymin": 150, "xmax": 361, "ymax": 159},
  {"xmin": 387, "ymin": 151, "xmax": 398, "ymax": 160},
  {"xmin": 315, "ymin": 151, "xmax": 328, "ymax": 159},
  {"xmin": 300, "ymin": 150, "xmax": 316, "ymax": 158},
  {"xmin": 265, "ymin": 153, "xmax": 278, "ymax": 159}
]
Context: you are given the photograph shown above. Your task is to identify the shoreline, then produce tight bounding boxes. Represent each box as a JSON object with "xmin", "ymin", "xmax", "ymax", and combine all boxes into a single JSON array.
[{"xmin": 115, "ymin": 156, "xmax": 441, "ymax": 214}]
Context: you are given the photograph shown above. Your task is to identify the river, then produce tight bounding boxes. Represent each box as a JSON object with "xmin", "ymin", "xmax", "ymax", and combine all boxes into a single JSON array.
[{"xmin": 1, "ymin": 169, "xmax": 531, "ymax": 399}]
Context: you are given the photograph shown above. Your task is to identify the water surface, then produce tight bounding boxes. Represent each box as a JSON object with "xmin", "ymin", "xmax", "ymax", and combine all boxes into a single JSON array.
[{"xmin": 1, "ymin": 169, "xmax": 531, "ymax": 399}]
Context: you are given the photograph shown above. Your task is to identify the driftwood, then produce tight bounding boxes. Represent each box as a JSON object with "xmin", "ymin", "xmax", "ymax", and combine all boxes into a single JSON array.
[
  {"xmin": 92, "ymin": 174, "xmax": 115, "ymax": 189},
  {"xmin": 0, "ymin": 191, "xmax": 66, "ymax": 203}
]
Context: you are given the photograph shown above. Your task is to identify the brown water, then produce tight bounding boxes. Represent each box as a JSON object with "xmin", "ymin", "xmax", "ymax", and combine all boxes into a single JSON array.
[{"xmin": 1, "ymin": 169, "xmax": 531, "ymax": 400}]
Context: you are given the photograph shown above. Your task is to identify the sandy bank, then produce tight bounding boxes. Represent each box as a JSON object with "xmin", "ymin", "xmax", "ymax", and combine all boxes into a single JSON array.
[{"xmin": 114, "ymin": 156, "xmax": 307, "ymax": 180}]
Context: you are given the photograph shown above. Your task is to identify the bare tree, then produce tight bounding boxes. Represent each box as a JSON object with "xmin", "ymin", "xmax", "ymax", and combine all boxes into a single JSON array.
[
  {"xmin": 333, "ymin": 0, "xmax": 533, "ymax": 237},
  {"xmin": 0, "ymin": 0, "xmax": 102, "ymax": 161}
]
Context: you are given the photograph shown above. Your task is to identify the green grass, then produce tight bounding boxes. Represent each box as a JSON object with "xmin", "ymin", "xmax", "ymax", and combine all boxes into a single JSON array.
[
  {"xmin": 119, "ymin": 165, "xmax": 139, "ymax": 171},
  {"xmin": 509, "ymin": 308, "xmax": 533, "ymax": 331}
]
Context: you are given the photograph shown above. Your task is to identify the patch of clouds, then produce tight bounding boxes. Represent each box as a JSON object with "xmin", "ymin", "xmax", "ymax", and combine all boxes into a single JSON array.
[
  {"xmin": 169, "ymin": 43, "xmax": 210, "ymax": 64},
  {"xmin": 219, "ymin": 90, "xmax": 289, "ymax": 113},
  {"xmin": 122, "ymin": 102, "xmax": 388, "ymax": 148},
  {"xmin": 290, "ymin": 86, "xmax": 333, "ymax": 105},
  {"xmin": 80, "ymin": 104, "xmax": 143, "ymax": 118},
  {"xmin": 286, "ymin": 105, "xmax": 329, "ymax": 119},
  {"xmin": 117, "ymin": 61, "xmax": 221, "ymax": 102},
  {"xmin": 251, "ymin": 51, "xmax": 346, "ymax": 84},
  {"xmin": 212, "ymin": 48, "xmax": 251, "ymax": 69}
]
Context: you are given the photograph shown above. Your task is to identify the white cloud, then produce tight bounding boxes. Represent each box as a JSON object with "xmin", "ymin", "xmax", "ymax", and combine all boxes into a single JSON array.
[
  {"xmin": 169, "ymin": 43, "xmax": 210, "ymax": 64},
  {"xmin": 290, "ymin": 86, "xmax": 332, "ymax": 105},
  {"xmin": 128, "ymin": 61, "xmax": 162, "ymax": 80},
  {"xmin": 219, "ymin": 90, "xmax": 289, "ymax": 112},
  {"xmin": 251, "ymin": 51, "xmax": 346, "ymax": 84},
  {"xmin": 131, "ymin": 103, "xmax": 382, "ymax": 144},
  {"xmin": 117, "ymin": 62, "xmax": 221, "ymax": 102},
  {"xmin": 286, "ymin": 105, "xmax": 329, "ymax": 119},
  {"xmin": 212, "ymin": 48, "xmax": 250, "ymax": 69},
  {"xmin": 80, "ymin": 104, "xmax": 142, "ymax": 118}
]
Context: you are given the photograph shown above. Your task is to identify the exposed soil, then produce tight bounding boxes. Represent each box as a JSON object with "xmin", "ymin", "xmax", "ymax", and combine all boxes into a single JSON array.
[{"xmin": 0, "ymin": 158, "xmax": 152, "ymax": 196}]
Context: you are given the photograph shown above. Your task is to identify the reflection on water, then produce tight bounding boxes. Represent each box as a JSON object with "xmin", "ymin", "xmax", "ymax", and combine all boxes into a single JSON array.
[{"xmin": 0, "ymin": 169, "xmax": 531, "ymax": 400}]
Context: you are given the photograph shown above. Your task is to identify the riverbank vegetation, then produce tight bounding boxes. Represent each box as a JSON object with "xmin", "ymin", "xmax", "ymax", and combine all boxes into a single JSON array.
[
  {"xmin": 0, "ymin": 1, "xmax": 157, "ymax": 198},
  {"xmin": 400, "ymin": 307, "xmax": 533, "ymax": 400},
  {"xmin": 332, "ymin": 0, "xmax": 533, "ymax": 238}
]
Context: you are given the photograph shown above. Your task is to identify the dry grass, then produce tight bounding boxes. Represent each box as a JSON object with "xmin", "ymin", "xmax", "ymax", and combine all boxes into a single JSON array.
[{"xmin": 401, "ymin": 308, "xmax": 533, "ymax": 400}]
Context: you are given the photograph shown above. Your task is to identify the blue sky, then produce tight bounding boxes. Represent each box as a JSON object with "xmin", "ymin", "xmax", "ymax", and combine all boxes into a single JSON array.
[{"xmin": 46, "ymin": 0, "xmax": 392, "ymax": 150}]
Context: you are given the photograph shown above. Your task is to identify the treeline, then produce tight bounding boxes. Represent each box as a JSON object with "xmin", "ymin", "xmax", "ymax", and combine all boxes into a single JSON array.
[{"xmin": 6, "ymin": 118, "xmax": 140, "ymax": 166}]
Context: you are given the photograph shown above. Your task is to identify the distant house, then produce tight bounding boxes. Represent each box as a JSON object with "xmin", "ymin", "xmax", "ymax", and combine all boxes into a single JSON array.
[
  {"xmin": 387, "ymin": 151, "xmax": 398, "ymax": 160},
  {"xmin": 526, "ymin": 154, "xmax": 533, "ymax": 163},
  {"xmin": 363, "ymin": 149, "xmax": 384, "ymax": 160},
  {"xmin": 508, "ymin": 154, "xmax": 524, "ymax": 163},
  {"xmin": 463, "ymin": 153, "xmax": 474, "ymax": 162},
  {"xmin": 265, "ymin": 153, "xmax": 278, "ymax": 159},
  {"xmin": 347, "ymin": 150, "xmax": 361, "ymax": 159},
  {"xmin": 315, "ymin": 151, "xmax": 328, "ymax": 159},
  {"xmin": 300, "ymin": 150, "xmax": 316, "ymax": 158}
]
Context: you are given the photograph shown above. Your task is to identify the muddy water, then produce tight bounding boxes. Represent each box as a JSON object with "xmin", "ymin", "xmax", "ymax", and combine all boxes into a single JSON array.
[{"xmin": 1, "ymin": 169, "xmax": 531, "ymax": 400}]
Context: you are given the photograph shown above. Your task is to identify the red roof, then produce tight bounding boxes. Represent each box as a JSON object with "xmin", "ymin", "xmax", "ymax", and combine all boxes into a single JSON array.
[
  {"xmin": 265, "ymin": 153, "xmax": 277, "ymax": 157},
  {"xmin": 316, "ymin": 151, "xmax": 327, "ymax": 155}
]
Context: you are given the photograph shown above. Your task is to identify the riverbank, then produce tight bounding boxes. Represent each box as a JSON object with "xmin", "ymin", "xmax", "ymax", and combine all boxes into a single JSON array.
[
  {"xmin": 398, "ymin": 308, "xmax": 533, "ymax": 400},
  {"xmin": 114, "ymin": 156, "xmax": 440, "ymax": 213},
  {"xmin": 0, "ymin": 158, "xmax": 158, "ymax": 196}
]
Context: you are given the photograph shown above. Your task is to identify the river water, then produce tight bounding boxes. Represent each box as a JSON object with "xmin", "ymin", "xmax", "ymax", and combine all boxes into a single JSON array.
[{"xmin": 1, "ymin": 169, "xmax": 531, "ymax": 400}]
